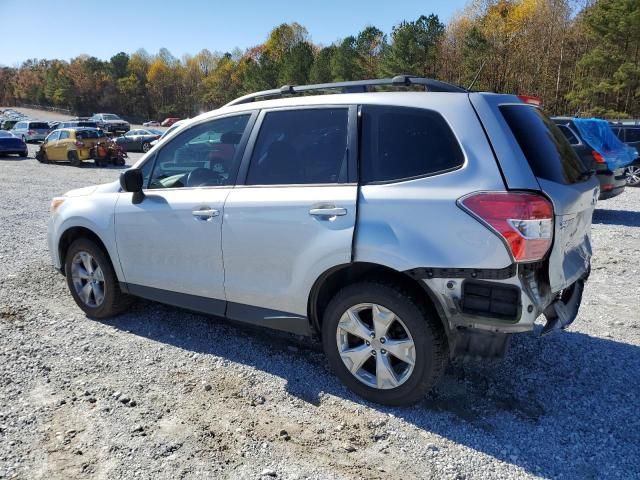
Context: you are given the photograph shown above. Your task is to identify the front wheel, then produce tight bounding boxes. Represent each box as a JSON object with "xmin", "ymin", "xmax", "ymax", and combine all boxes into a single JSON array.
[
  {"xmin": 626, "ymin": 164, "xmax": 640, "ymax": 186},
  {"xmin": 64, "ymin": 238, "xmax": 133, "ymax": 319},
  {"xmin": 141, "ymin": 142, "xmax": 151, "ymax": 153},
  {"xmin": 322, "ymin": 282, "xmax": 448, "ymax": 406}
]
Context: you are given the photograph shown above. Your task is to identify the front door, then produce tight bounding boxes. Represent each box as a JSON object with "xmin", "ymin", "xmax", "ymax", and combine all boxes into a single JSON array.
[
  {"xmin": 114, "ymin": 113, "xmax": 255, "ymax": 315},
  {"xmin": 222, "ymin": 106, "xmax": 358, "ymax": 331}
]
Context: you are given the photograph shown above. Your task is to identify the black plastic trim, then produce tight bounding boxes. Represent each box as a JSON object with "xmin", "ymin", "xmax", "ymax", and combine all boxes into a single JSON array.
[
  {"xmin": 406, "ymin": 265, "xmax": 516, "ymax": 280},
  {"xmin": 120, "ymin": 283, "xmax": 311, "ymax": 336},
  {"xmin": 461, "ymin": 279, "xmax": 521, "ymax": 321}
]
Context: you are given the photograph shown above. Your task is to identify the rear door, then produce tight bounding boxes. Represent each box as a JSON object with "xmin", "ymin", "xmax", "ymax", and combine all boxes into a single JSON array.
[
  {"xmin": 470, "ymin": 94, "xmax": 599, "ymax": 292},
  {"xmin": 221, "ymin": 106, "xmax": 357, "ymax": 332}
]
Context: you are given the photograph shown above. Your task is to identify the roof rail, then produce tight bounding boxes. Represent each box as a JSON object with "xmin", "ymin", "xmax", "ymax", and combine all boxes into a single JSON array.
[{"xmin": 224, "ymin": 75, "xmax": 467, "ymax": 107}]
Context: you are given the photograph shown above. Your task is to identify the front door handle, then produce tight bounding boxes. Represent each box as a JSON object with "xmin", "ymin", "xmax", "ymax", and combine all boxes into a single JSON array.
[
  {"xmin": 309, "ymin": 207, "xmax": 348, "ymax": 218},
  {"xmin": 192, "ymin": 208, "xmax": 219, "ymax": 221}
]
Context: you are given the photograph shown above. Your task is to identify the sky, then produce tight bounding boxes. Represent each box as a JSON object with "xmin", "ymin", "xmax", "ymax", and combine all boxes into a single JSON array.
[{"xmin": 0, "ymin": 0, "xmax": 468, "ymax": 66}]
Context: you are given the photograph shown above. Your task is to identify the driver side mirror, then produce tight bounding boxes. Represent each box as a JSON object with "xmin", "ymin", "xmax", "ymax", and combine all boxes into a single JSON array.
[{"xmin": 120, "ymin": 168, "xmax": 143, "ymax": 193}]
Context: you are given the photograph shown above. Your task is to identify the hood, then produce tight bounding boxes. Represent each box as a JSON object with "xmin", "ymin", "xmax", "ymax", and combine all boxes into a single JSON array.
[
  {"xmin": 572, "ymin": 118, "xmax": 637, "ymax": 170},
  {"xmin": 64, "ymin": 180, "xmax": 121, "ymax": 197}
]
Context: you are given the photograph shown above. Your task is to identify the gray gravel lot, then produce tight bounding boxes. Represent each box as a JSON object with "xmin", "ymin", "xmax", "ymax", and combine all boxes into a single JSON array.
[{"xmin": 1, "ymin": 141, "xmax": 639, "ymax": 479}]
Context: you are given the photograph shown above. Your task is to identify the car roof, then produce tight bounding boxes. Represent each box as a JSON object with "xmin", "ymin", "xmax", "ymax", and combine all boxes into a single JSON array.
[{"xmin": 186, "ymin": 91, "xmax": 480, "ymax": 126}]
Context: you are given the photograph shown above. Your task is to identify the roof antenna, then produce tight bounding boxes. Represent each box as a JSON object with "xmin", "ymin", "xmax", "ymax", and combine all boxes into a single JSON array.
[{"xmin": 467, "ymin": 59, "xmax": 486, "ymax": 91}]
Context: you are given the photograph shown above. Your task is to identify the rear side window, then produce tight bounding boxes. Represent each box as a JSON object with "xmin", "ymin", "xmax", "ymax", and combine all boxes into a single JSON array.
[
  {"xmin": 557, "ymin": 125, "xmax": 580, "ymax": 145},
  {"xmin": 246, "ymin": 108, "xmax": 348, "ymax": 185},
  {"xmin": 360, "ymin": 106, "xmax": 464, "ymax": 184},
  {"xmin": 626, "ymin": 128, "xmax": 640, "ymax": 142},
  {"xmin": 500, "ymin": 105, "xmax": 586, "ymax": 184}
]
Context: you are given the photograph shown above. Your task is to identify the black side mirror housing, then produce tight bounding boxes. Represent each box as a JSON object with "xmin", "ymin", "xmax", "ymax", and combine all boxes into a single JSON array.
[{"xmin": 120, "ymin": 168, "xmax": 143, "ymax": 193}]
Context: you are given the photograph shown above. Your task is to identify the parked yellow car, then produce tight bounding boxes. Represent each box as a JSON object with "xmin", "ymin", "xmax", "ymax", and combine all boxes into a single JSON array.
[{"xmin": 37, "ymin": 128, "xmax": 107, "ymax": 166}]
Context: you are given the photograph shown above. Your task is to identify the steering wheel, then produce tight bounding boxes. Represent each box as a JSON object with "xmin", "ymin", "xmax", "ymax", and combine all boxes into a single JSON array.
[{"xmin": 186, "ymin": 168, "xmax": 224, "ymax": 187}]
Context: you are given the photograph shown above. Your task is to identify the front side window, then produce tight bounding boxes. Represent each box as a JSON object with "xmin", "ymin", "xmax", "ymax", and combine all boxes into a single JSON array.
[
  {"xmin": 45, "ymin": 131, "xmax": 60, "ymax": 143},
  {"xmin": 360, "ymin": 105, "xmax": 464, "ymax": 184},
  {"xmin": 246, "ymin": 108, "xmax": 349, "ymax": 185},
  {"xmin": 148, "ymin": 114, "xmax": 250, "ymax": 189}
]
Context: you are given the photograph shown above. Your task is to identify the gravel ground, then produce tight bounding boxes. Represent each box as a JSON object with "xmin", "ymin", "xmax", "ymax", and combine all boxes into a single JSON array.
[{"xmin": 1, "ymin": 142, "xmax": 639, "ymax": 480}]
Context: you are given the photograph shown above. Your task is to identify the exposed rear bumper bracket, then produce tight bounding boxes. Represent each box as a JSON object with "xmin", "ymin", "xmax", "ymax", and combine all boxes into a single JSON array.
[{"xmin": 541, "ymin": 279, "xmax": 585, "ymax": 335}]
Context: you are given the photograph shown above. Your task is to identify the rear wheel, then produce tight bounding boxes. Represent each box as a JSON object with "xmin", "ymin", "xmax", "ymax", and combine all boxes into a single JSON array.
[
  {"xmin": 64, "ymin": 238, "xmax": 132, "ymax": 319},
  {"xmin": 68, "ymin": 151, "xmax": 81, "ymax": 167},
  {"xmin": 626, "ymin": 165, "xmax": 640, "ymax": 186},
  {"xmin": 141, "ymin": 142, "xmax": 151, "ymax": 153},
  {"xmin": 322, "ymin": 282, "xmax": 448, "ymax": 406}
]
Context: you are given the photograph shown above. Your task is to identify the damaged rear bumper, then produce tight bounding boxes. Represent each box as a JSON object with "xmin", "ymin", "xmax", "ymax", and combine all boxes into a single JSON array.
[{"xmin": 407, "ymin": 263, "xmax": 590, "ymax": 359}]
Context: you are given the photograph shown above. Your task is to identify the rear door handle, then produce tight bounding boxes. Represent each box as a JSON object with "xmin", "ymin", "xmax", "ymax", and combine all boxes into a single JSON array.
[
  {"xmin": 309, "ymin": 207, "xmax": 347, "ymax": 218},
  {"xmin": 192, "ymin": 208, "xmax": 219, "ymax": 221}
]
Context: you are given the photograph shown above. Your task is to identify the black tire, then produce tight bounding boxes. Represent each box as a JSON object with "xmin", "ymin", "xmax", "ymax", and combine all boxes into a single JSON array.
[
  {"xmin": 37, "ymin": 151, "xmax": 47, "ymax": 163},
  {"xmin": 322, "ymin": 281, "xmax": 448, "ymax": 406},
  {"xmin": 68, "ymin": 150, "xmax": 81, "ymax": 167},
  {"xmin": 141, "ymin": 142, "xmax": 151, "ymax": 153},
  {"xmin": 64, "ymin": 238, "xmax": 133, "ymax": 319}
]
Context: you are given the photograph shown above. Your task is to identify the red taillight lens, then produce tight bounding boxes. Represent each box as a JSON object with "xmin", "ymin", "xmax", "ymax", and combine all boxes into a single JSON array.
[
  {"xmin": 460, "ymin": 192, "xmax": 554, "ymax": 263},
  {"xmin": 28, "ymin": 130, "xmax": 35, "ymax": 135},
  {"xmin": 75, "ymin": 141, "xmax": 85, "ymax": 147},
  {"xmin": 592, "ymin": 150, "xmax": 605, "ymax": 164}
]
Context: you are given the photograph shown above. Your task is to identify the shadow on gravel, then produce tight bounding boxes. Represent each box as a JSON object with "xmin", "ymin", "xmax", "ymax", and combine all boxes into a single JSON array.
[
  {"xmin": 101, "ymin": 303, "xmax": 640, "ymax": 479},
  {"xmin": 593, "ymin": 208, "xmax": 640, "ymax": 227},
  {"xmin": 0, "ymin": 155, "xmax": 29, "ymax": 161}
]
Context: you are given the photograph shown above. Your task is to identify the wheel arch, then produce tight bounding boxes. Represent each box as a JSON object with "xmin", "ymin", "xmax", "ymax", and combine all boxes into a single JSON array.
[
  {"xmin": 308, "ymin": 262, "xmax": 450, "ymax": 339},
  {"xmin": 58, "ymin": 226, "xmax": 111, "ymax": 276}
]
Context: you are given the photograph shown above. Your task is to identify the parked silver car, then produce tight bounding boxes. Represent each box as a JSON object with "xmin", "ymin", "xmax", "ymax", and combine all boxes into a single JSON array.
[
  {"xmin": 47, "ymin": 76, "xmax": 598, "ymax": 405},
  {"xmin": 11, "ymin": 120, "xmax": 50, "ymax": 142}
]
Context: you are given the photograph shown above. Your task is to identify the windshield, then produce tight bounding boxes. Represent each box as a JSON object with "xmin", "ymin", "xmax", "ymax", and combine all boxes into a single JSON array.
[
  {"xmin": 29, "ymin": 122, "xmax": 50, "ymax": 129},
  {"xmin": 103, "ymin": 114, "xmax": 121, "ymax": 121}
]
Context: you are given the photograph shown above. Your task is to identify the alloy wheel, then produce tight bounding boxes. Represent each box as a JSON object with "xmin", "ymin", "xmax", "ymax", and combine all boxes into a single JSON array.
[
  {"xmin": 336, "ymin": 303, "xmax": 416, "ymax": 390},
  {"xmin": 626, "ymin": 165, "xmax": 640, "ymax": 186},
  {"xmin": 70, "ymin": 251, "xmax": 105, "ymax": 308}
]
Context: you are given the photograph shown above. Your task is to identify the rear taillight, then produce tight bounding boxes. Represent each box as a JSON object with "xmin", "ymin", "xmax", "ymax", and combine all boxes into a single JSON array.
[
  {"xmin": 459, "ymin": 192, "xmax": 554, "ymax": 263},
  {"xmin": 75, "ymin": 141, "xmax": 85, "ymax": 147},
  {"xmin": 592, "ymin": 150, "xmax": 605, "ymax": 164},
  {"xmin": 28, "ymin": 130, "xmax": 35, "ymax": 135}
]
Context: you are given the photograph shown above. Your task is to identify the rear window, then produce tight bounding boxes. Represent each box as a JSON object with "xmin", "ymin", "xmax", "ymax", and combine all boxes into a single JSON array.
[
  {"xmin": 500, "ymin": 105, "xmax": 586, "ymax": 184},
  {"xmin": 75, "ymin": 129, "xmax": 102, "ymax": 139},
  {"xmin": 29, "ymin": 122, "xmax": 49, "ymax": 129},
  {"xmin": 360, "ymin": 105, "xmax": 464, "ymax": 184}
]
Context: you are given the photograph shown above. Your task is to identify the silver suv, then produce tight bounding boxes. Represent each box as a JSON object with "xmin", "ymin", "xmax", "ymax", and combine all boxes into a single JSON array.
[{"xmin": 48, "ymin": 77, "xmax": 598, "ymax": 405}]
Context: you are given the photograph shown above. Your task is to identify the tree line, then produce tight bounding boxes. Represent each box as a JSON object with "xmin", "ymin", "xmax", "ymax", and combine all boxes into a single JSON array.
[{"xmin": 0, "ymin": 0, "xmax": 637, "ymax": 121}]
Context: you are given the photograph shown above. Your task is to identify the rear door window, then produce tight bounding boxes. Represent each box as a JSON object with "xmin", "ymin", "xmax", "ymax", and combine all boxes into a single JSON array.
[
  {"xmin": 360, "ymin": 105, "xmax": 464, "ymax": 184},
  {"xmin": 245, "ymin": 108, "xmax": 349, "ymax": 185},
  {"xmin": 500, "ymin": 105, "xmax": 586, "ymax": 185}
]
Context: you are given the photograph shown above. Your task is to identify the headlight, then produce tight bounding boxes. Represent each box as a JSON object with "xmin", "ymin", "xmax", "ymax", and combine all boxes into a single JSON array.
[{"xmin": 50, "ymin": 197, "xmax": 66, "ymax": 214}]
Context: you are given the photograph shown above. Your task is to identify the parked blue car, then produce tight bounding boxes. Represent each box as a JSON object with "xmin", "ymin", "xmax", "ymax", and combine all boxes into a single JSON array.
[
  {"xmin": 553, "ymin": 117, "xmax": 637, "ymax": 199},
  {"xmin": 0, "ymin": 130, "xmax": 28, "ymax": 158}
]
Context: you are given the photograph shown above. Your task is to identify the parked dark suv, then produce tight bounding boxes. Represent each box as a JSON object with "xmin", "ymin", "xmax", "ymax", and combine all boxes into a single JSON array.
[
  {"xmin": 552, "ymin": 117, "xmax": 634, "ymax": 198},
  {"xmin": 610, "ymin": 123, "xmax": 640, "ymax": 186}
]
